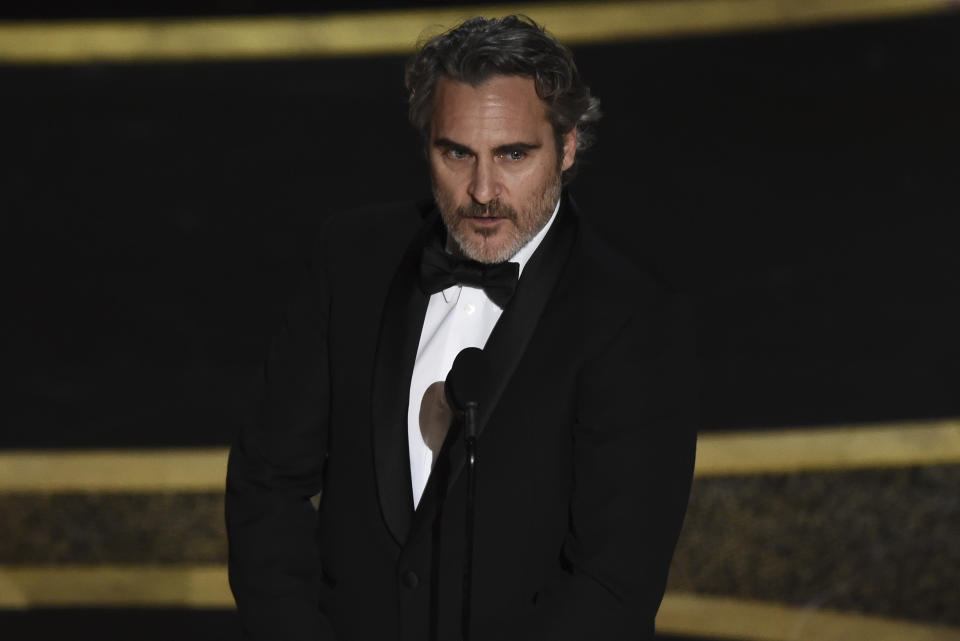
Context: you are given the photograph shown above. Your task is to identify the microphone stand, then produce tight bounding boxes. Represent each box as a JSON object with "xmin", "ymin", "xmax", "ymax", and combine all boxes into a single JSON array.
[{"xmin": 461, "ymin": 401, "xmax": 479, "ymax": 641}]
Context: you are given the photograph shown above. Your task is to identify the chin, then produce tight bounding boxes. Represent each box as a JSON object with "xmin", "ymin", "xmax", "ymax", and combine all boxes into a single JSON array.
[{"xmin": 451, "ymin": 226, "xmax": 523, "ymax": 264}]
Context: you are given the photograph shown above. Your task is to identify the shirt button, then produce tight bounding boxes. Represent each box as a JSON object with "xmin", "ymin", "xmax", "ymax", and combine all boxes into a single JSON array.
[
  {"xmin": 463, "ymin": 303, "xmax": 476, "ymax": 315},
  {"xmin": 401, "ymin": 570, "xmax": 420, "ymax": 589}
]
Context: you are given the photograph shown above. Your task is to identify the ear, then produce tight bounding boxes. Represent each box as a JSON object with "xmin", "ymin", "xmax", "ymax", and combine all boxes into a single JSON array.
[{"xmin": 560, "ymin": 128, "xmax": 577, "ymax": 171}]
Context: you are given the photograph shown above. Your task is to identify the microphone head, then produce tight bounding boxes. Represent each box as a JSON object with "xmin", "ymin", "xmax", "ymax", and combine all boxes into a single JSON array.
[{"xmin": 445, "ymin": 347, "xmax": 492, "ymax": 414}]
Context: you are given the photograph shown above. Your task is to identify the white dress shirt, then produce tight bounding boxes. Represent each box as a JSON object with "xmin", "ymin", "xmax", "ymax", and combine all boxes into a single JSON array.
[{"xmin": 407, "ymin": 200, "xmax": 560, "ymax": 508}]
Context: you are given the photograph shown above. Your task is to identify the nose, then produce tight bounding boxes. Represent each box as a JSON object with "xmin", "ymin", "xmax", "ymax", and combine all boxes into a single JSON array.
[{"xmin": 467, "ymin": 157, "xmax": 500, "ymax": 206}]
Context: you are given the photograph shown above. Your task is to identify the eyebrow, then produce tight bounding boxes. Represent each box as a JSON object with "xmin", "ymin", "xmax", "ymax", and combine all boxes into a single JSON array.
[
  {"xmin": 493, "ymin": 142, "xmax": 542, "ymax": 154},
  {"xmin": 433, "ymin": 138, "xmax": 473, "ymax": 154},
  {"xmin": 433, "ymin": 138, "xmax": 542, "ymax": 155}
]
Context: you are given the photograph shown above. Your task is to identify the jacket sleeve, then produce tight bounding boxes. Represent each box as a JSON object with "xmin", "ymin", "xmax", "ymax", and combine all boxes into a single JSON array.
[
  {"xmin": 486, "ymin": 292, "xmax": 698, "ymax": 641},
  {"xmin": 225, "ymin": 222, "xmax": 337, "ymax": 640}
]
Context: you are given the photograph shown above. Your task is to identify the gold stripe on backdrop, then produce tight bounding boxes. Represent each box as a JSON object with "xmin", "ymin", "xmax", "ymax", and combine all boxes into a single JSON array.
[
  {"xmin": 694, "ymin": 418, "xmax": 960, "ymax": 476},
  {"xmin": 1, "ymin": 566, "xmax": 959, "ymax": 640},
  {"xmin": 0, "ymin": 447, "xmax": 229, "ymax": 492},
  {"xmin": 0, "ymin": 419, "xmax": 957, "ymax": 492},
  {"xmin": 0, "ymin": 0, "xmax": 951, "ymax": 64},
  {"xmin": 657, "ymin": 592, "xmax": 960, "ymax": 641},
  {"xmin": 0, "ymin": 565, "xmax": 230, "ymax": 608}
]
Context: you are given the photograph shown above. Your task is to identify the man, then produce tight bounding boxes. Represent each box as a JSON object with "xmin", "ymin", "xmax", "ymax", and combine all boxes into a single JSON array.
[{"xmin": 227, "ymin": 15, "xmax": 696, "ymax": 641}]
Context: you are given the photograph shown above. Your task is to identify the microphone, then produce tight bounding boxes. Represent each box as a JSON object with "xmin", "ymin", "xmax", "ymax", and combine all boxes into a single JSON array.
[
  {"xmin": 444, "ymin": 346, "xmax": 491, "ymax": 641},
  {"xmin": 445, "ymin": 347, "xmax": 492, "ymax": 436}
]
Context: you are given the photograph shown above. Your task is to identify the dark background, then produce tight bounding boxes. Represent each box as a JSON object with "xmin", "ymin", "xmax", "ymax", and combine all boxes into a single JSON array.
[{"xmin": 4, "ymin": 10, "xmax": 959, "ymax": 449}]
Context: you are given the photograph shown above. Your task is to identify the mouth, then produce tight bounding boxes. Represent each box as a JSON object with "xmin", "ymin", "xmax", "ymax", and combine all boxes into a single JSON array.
[{"xmin": 464, "ymin": 216, "xmax": 505, "ymax": 227}]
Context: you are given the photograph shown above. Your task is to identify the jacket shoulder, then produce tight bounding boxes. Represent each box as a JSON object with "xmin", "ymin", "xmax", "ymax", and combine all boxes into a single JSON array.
[{"xmin": 571, "ymin": 221, "xmax": 677, "ymax": 311}]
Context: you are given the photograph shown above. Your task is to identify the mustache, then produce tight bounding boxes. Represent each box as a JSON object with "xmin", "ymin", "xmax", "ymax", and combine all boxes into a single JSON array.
[{"xmin": 456, "ymin": 200, "xmax": 517, "ymax": 221}]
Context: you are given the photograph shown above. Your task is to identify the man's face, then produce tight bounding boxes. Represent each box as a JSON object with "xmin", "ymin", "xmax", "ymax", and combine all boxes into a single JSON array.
[{"xmin": 428, "ymin": 75, "xmax": 576, "ymax": 264}]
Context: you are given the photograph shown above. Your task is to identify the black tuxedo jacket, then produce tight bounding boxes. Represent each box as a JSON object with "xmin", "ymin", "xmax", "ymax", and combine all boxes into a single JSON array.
[{"xmin": 226, "ymin": 194, "xmax": 697, "ymax": 641}]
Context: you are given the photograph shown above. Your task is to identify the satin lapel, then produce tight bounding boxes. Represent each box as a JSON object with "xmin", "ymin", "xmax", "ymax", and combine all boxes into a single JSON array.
[
  {"xmin": 409, "ymin": 195, "xmax": 579, "ymax": 539},
  {"xmin": 371, "ymin": 210, "xmax": 438, "ymax": 547}
]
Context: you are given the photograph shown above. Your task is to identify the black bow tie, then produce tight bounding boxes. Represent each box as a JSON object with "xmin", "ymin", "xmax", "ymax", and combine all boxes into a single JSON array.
[{"xmin": 420, "ymin": 245, "xmax": 519, "ymax": 308}]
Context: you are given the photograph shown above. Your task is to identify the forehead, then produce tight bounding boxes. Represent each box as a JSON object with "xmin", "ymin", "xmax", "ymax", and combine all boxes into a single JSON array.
[{"xmin": 430, "ymin": 75, "xmax": 551, "ymax": 142}]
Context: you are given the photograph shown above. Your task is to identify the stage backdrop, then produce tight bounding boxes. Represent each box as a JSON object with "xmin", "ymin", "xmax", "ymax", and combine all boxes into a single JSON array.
[{"xmin": 2, "ymin": 5, "xmax": 959, "ymax": 641}]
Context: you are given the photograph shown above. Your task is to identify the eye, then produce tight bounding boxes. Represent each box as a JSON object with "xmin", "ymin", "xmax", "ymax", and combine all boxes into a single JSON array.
[
  {"xmin": 445, "ymin": 148, "xmax": 470, "ymax": 160},
  {"xmin": 504, "ymin": 150, "xmax": 526, "ymax": 161}
]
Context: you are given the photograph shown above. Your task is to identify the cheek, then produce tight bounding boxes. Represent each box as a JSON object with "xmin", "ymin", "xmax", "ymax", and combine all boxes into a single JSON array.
[
  {"xmin": 517, "ymin": 164, "xmax": 547, "ymax": 185},
  {"xmin": 431, "ymin": 172, "xmax": 456, "ymax": 200},
  {"xmin": 430, "ymin": 159, "xmax": 460, "ymax": 187},
  {"xmin": 430, "ymin": 171, "xmax": 463, "ymax": 213},
  {"xmin": 507, "ymin": 162, "xmax": 552, "ymax": 195},
  {"xmin": 433, "ymin": 172, "xmax": 476, "ymax": 209}
]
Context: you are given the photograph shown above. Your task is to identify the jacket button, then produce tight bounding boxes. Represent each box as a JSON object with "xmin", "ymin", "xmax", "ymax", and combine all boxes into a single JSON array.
[{"xmin": 401, "ymin": 570, "xmax": 419, "ymax": 589}]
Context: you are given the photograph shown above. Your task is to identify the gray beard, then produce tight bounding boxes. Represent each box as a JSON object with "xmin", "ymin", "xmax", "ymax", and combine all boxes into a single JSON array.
[{"xmin": 439, "ymin": 176, "xmax": 561, "ymax": 264}]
